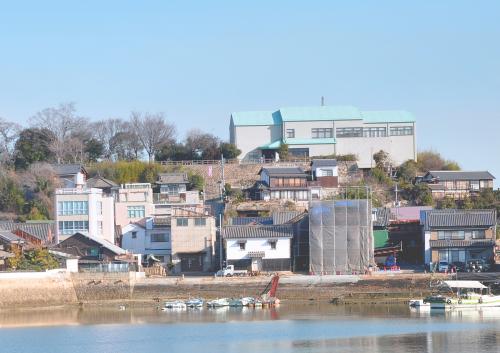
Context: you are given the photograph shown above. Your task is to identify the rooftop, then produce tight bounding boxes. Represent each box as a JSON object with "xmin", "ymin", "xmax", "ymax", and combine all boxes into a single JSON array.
[
  {"xmin": 0, "ymin": 221, "xmax": 56, "ymax": 244},
  {"xmin": 259, "ymin": 167, "xmax": 306, "ymax": 177},
  {"xmin": 311, "ymin": 159, "xmax": 338, "ymax": 168},
  {"xmin": 231, "ymin": 105, "xmax": 415, "ymax": 126},
  {"xmin": 222, "ymin": 224, "xmax": 294, "ymax": 239},
  {"xmin": 426, "ymin": 170, "xmax": 495, "ymax": 181},
  {"xmin": 86, "ymin": 176, "xmax": 119, "ymax": 189},
  {"xmin": 422, "ymin": 209, "xmax": 497, "ymax": 230},
  {"xmin": 157, "ymin": 173, "xmax": 189, "ymax": 184},
  {"xmin": 51, "ymin": 164, "xmax": 87, "ymax": 176}
]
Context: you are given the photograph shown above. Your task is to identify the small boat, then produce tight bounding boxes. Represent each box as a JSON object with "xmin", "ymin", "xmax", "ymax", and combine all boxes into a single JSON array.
[
  {"xmin": 207, "ymin": 298, "xmax": 230, "ymax": 308},
  {"xmin": 408, "ymin": 299, "xmax": 430, "ymax": 309},
  {"xmin": 240, "ymin": 297, "xmax": 254, "ymax": 306},
  {"xmin": 228, "ymin": 298, "xmax": 244, "ymax": 307},
  {"xmin": 424, "ymin": 281, "xmax": 500, "ymax": 310},
  {"xmin": 162, "ymin": 300, "xmax": 187, "ymax": 310},
  {"xmin": 185, "ymin": 298, "xmax": 204, "ymax": 308}
]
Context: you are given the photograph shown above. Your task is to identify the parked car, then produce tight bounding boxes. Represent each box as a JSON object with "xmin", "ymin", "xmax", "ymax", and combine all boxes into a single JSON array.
[
  {"xmin": 466, "ymin": 259, "xmax": 491, "ymax": 273},
  {"xmin": 438, "ymin": 261, "xmax": 449, "ymax": 273},
  {"xmin": 216, "ymin": 265, "xmax": 248, "ymax": 277},
  {"xmin": 449, "ymin": 261, "xmax": 466, "ymax": 272}
]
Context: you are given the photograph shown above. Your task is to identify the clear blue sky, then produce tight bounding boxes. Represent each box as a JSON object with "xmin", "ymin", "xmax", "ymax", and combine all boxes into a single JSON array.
[{"xmin": 0, "ymin": 1, "xmax": 499, "ymax": 185}]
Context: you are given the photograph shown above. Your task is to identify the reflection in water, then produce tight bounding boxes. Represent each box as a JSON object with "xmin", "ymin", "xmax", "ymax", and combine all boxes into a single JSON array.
[{"xmin": 1, "ymin": 303, "xmax": 500, "ymax": 353}]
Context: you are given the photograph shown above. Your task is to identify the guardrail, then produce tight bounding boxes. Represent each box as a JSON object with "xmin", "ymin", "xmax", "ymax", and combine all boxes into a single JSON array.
[{"xmin": 158, "ymin": 158, "xmax": 312, "ymax": 166}]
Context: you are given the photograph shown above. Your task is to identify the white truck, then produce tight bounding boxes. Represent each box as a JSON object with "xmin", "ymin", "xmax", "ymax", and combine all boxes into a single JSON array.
[{"xmin": 216, "ymin": 265, "xmax": 248, "ymax": 277}]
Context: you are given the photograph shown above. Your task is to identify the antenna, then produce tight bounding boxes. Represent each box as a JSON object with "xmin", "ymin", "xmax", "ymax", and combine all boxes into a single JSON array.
[{"xmin": 321, "ymin": 96, "xmax": 325, "ymax": 106}]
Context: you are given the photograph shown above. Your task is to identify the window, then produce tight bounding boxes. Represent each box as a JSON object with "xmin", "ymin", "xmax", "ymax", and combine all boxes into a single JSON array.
[
  {"xmin": 98, "ymin": 221, "xmax": 103, "ymax": 235},
  {"xmin": 320, "ymin": 169, "xmax": 334, "ymax": 177},
  {"xmin": 390, "ymin": 126, "xmax": 413, "ymax": 136},
  {"xmin": 438, "ymin": 230, "xmax": 465, "ymax": 240},
  {"xmin": 58, "ymin": 221, "xmax": 89, "ymax": 235},
  {"xmin": 127, "ymin": 206, "xmax": 145, "ymax": 218},
  {"xmin": 176, "ymin": 218, "xmax": 188, "ymax": 227},
  {"xmin": 470, "ymin": 181, "xmax": 480, "ymax": 191},
  {"xmin": 363, "ymin": 127, "xmax": 387, "ymax": 137},
  {"xmin": 466, "ymin": 230, "xmax": 485, "ymax": 239},
  {"xmin": 269, "ymin": 240, "xmax": 277, "ymax": 250},
  {"xmin": 151, "ymin": 233, "xmax": 168, "ymax": 242},
  {"xmin": 131, "ymin": 231, "xmax": 137, "ymax": 239},
  {"xmin": 239, "ymin": 242, "xmax": 246, "ymax": 250},
  {"xmin": 311, "ymin": 128, "xmax": 333, "ymax": 138},
  {"xmin": 336, "ymin": 127, "xmax": 363, "ymax": 138},
  {"xmin": 97, "ymin": 201, "xmax": 102, "ymax": 215},
  {"xmin": 288, "ymin": 148, "xmax": 309, "ymax": 157},
  {"xmin": 57, "ymin": 201, "xmax": 88, "ymax": 216},
  {"xmin": 194, "ymin": 218, "xmax": 206, "ymax": 226},
  {"xmin": 286, "ymin": 129, "xmax": 295, "ymax": 138},
  {"xmin": 87, "ymin": 248, "xmax": 99, "ymax": 257}
]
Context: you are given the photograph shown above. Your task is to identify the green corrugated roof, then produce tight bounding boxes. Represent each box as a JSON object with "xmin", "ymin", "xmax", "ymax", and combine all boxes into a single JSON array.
[
  {"xmin": 361, "ymin": 110, "xmax": 415, "ymax": 123},
  {"xmin": 231, "ymin": 106, "xmax": 415, "ymax": 126},
  {"xmin": 259, "ymin": 140, "xmax": 282, "ymax": 149},
  {"xmin": 231, "ymin": 111, "xmax": 281, "ymax": 126},
  {"xmin": 284, "ymin": 138, "xmax": 336, "ymax": 145},
  {"xmin": 279, "ymin": 106, "xmax": 361, "ymax": 122},
  {"xmin": 373, "ymin": 230, "xmax": 389, "ymax": 248}
]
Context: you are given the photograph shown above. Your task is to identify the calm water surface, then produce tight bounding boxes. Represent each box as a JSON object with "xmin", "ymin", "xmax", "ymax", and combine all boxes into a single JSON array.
[{"xmin": 1, "ymin": 303, "xmax": 499, "ymax": 353}]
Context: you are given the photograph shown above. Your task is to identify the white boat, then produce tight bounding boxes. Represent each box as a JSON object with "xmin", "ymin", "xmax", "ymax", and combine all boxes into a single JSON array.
[
  {"xmin": 206, "ymin": 298, "xmax": 230, "ymax": 308},
  {"xmin": 185, "ymin": 298, "xmax": 204, "ymax": 308},
  {"xmin": 162, "ymin": 300, "xmax": 187, "ymax": 310},
  {"xmin": 408, "ymin": 299, "xmax": 430, "ymax": 309},
  {"xmin": 426, "ymin": 281, "xmax": 500, "ymax": 310}
]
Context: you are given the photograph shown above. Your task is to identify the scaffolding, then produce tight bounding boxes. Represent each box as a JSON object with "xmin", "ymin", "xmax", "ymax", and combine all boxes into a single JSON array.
[{"xmin": 309, "ymin": 188, "xmax": 373, "ymax": 274}]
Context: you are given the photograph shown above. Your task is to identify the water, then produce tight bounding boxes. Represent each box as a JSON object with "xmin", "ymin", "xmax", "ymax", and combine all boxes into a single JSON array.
[{"xmin": 1, "ymin": 303, "xmax": 499, "ymax": 353}]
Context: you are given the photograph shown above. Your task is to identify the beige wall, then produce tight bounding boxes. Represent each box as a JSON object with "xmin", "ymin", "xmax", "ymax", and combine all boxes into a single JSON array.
[
  {"xmin": 115, "ymin": 186, "xmax": 154, "ymax": 228},
  {"xmin": 234, "ymin": 125, "xmax": 281, "ymax": 160}
]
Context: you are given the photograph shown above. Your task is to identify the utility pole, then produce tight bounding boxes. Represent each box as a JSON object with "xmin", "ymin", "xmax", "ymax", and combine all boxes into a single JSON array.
[
  {"xmin": 220, "ymin": 153, "xmax": 225, "ymax": 200},
  {"xmin": 394, "ymin": 183, "xmax": 399, "ymax": 216}
]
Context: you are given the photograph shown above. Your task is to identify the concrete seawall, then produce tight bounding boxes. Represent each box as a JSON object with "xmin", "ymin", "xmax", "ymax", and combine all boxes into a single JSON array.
[{"xmin": 0, "ymin": 271, "xmax": 440, "ymax": 308}]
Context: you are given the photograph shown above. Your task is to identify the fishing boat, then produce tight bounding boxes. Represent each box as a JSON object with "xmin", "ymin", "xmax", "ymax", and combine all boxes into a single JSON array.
[
  {"xmin": 185, "ymin": 298, "xmax": 204, "ymax": 308},
  {"xmin": 425, "ymin": 281, "xmax": 500, "ymax": 310},
  {"xmin": 162, "ymin": 300, "xmax": 187, "ymax": 310},
  {"xmin": 206, "ymin": 298, "xmax": 230, "ymax": 308}
]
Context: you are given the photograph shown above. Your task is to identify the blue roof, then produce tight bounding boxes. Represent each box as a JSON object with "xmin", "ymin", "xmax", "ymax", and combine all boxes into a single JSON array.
[
  {"xmin": 231, "ymin": 106, "xmax": 415, "ymax": 126},
  {"xmin": 361, "ymin": 110, "xmax": 415, "ymax": 123}
]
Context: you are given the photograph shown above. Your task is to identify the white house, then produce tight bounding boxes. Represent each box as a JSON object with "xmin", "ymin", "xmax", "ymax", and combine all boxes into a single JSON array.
[
  {"xmin": 121, "ymin": 217, "xmax": 171, "ymax": 264},
  {"xmin": 222, "ymin": 224, "xmax": 293, "ymax": 272}
]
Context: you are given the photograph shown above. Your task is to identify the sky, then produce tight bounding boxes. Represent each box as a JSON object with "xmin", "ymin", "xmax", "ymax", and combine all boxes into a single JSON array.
[{"xmin": 0, "ymin": 1, "xmax": 499, "ymax": 185}]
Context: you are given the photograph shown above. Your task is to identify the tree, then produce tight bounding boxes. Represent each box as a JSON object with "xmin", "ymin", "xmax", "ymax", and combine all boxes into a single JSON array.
[
  {"xmin": 373, "ymin": 150, "xmax": 390, "ymax": 170},
  {"xmin": 0, "ymin": 173, "xmax": 25, "ymax": 214},
  {"xmin": 155, "ymin": 142, "xmax": 191, "ymax": 161},
  {"xmin": 0, "ymin": 117, "xmax": 21, "ymax": 164},
  {"xmin": 398, "ymin": 160, "xmax": 418, "ymax": 183},
  {"xmin": 188, "ymin": 172, "xmax": 204, "ymax": 191},
  {"xmin": 131, "ymin": 112, "xmax": 176, "ymax": 162},
  {"xmin": 30, "ymin": 103, "xmax": 88, "ymax": 164},
  {"xmin": 417, "ymin": 150, "xmax": 460, "ymax": 172},
  {"xmin": 109, "ymin": 129, "xmax": 143, "ymax": 161},
  {"xmin": 14, "ymin": 128, "xmax": 54, "ymax": 169},
  {"xmin": 439, "ymin": 196, "xmax": 456, "ymax": 209},
  {"xmin": 91, "ymin": 118, "xmax": 128, "ymax": 160},
  {"xmin": 402, "ymin": 183, "xmax": 433, "ymax": 206},
  {"xmin": 220, "ymin": 142, "xmax": 241, "ymax": 159},
  {"xmin": 84, "ymin": 138, "xmax": 104, "ymax": 162},
  {"xmin": 184, "ymin": 129, "xmax": 220, "ymax": 160},
  {"xmin": 278, "ymin": 143, "xmax": 289, "ymax": 160}
]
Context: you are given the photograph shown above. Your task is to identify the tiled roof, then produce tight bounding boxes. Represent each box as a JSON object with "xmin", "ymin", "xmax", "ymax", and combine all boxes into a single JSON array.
[
  {"xmin": 272, "ymin": 211, "xmax": 302, "ymax": 225},
  {"xmin": 311, "ymin": 159, "xmax": 338, "ymax": 168},
  {"xmin": 372, "ymin": 208, "xmax": 390, "ymax": 227},
  {"xmin": 230, "ymin": 217, "xmax": 273, "ymax": 226},
  {"xmin": 51, "ymin": 164, "xmax": 87, "ymax": 176},
  {"xmin": 389, "ymin": 206, "xmax": 433, "ymax": 222},
  {"xmin": 86, "ymin": 176, "xmax": 118, "ymax": 189},
  {"xmin": 222, "ymin": 224, "xmax": 294, "ymax": 239},
  {"xmin": 422, "ymin": 209, "xmax": 496, "ymax": 230},
  {"xmin": 0, "ymin": 230, "xmax": 25, "ymax": 243},
  {"xmin": 427, "ymin": 171, "xmax": 495, "ymax": 181},
  {"xmin": 259, "ymin": 167, "xmax": 306, "ymax": 177},
  {"xmin": 157, "ymin": 173, "xmax": 189, "ymax": 184},
  {"xmin": 60, "ymin": 232, "xmax": 127, "ymax": 255},
  {"xmin": 430, "ymin": 239, "xmax": 495, "ymax": 248},
  {"xmin": 0, "ymin": 221, "xmax": 55, "ymax": 244}
]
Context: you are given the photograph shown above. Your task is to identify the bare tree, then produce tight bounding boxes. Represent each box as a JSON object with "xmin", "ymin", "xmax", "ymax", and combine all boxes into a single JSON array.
[
  {"xmin": 0, "ymin": 117, "xmax": 21, "ymax": 164},
  {"xmin": 130, "ymin": 112, "xmax": 176, "ymax": 162},
  {"xmin": 91, "ymin": 118, "xmax": 129, "ymax": 160},
  {"xmin": 30, "ymin": 103, "xmax": 88, "ymax": 164}
]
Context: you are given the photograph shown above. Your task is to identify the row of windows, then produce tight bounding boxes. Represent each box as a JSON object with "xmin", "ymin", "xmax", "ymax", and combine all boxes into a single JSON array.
[
  {"xmin": 128, "ymin": 206, "xmax": 145, "ymax": 218},
  {"xmin": 239, "ymin": 240, "xmax": 277, "ymax": 250},
  {"xmin": 437, "ymin": 230, "xmax": 485, "ymax": 240},
  {"xmin": 176, "ymin": 218, "xmax": 207, "ymax": 227},
  {"xmin": 390, "ymin": 126, "xmax": 413, "ymax": 136},
  {"xmin": 285, "ymin": 125, "xmax": 413, "ymax": 139},
  {"xmin": 311, "ymin": 128, "xmax": 333, "ymax": 138},
  {"xmin": 59, "ymin": 221, "xmax": 89, "ymax": 235},
  {"xmin": 58, "ymin": 201, "xmax": 88, "ymax": 216}
]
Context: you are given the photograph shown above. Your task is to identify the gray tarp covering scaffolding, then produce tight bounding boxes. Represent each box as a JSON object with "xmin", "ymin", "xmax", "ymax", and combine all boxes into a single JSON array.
[{"xmin": 309, "ymin": 199, "xmax": 374, "ymax": 274}]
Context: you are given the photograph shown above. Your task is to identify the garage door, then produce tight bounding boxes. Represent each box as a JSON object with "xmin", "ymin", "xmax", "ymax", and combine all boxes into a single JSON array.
[{"xmin": 180, "ymin": 254, "xmax": 203, "ymax": 272}]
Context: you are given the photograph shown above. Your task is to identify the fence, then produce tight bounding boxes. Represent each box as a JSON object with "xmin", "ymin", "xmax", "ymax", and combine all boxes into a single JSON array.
[{"xmin": 158, "ymin": 157, "xmax": 312, "ymax": 166}]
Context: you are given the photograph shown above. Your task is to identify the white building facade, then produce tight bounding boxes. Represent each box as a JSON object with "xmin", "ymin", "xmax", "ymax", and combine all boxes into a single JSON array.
[{"xmin": 230, "ymin": 106, "xmax": 417, "ymax": 168}]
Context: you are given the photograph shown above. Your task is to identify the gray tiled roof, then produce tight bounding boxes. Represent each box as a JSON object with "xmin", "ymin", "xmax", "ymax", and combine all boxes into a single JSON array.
[
  {"xmin": 259, "ymin": 167, "xmax": 306, "ymax": 177},
  {"xmin": 51, "ymin": 164, "xmax": 87, "ymax": 176},
  {"xmin": 59, "ymin": 232, "xmax": 127, "ymax": 255},
  {"xmin": 86, "ymin": 176, "xmax": 118, "ymax": 189},
  {"xmin": 427, "ymin": 171, "xmax": 495, "ymax": 181},
  {"xmin": 430, "ymin": 239, "xmax": 495, "ymax": 248},
  {"xmin": 222, "ymin": 224, "xmax": 294, "ymax": 239},
  {"xmin": 422, "ymin": 209, "xmax": 496, "ymax": 230},
  {"xmin": 157, "ymin": 173, "xmax": 189, "ymax": 184},
  {"xmin": 230, "ymin": 217, "xmax": 273, "ymax": 226},
  {"xmin": 311, "ymin": 159, "xmax": 337, "ymax": 168},
  {"xmin": 272, "ymin": 211, "xmax": 302, "ymax": 225},
  {"xmin": 0, "ymin": 230, "xmax": 25, "ymax": 243},
  {"xmin": 0, "ymin": 221, "xmax": 56, "ymax": 244}
]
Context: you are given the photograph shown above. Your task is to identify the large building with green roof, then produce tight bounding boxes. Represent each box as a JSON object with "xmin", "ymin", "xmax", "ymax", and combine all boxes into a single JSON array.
[{"xmin": 229, "ymin": 105, "xmax": 416, "ymax": 168}]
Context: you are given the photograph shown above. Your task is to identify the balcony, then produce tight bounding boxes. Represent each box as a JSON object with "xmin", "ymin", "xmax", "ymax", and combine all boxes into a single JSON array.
[{"xmin": 430, "ymin": 239, "xmax": 495, "ymax": 248}]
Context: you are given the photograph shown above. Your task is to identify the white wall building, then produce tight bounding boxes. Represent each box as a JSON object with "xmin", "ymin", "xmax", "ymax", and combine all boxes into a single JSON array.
[
  {"xmin": 230, "ymin": 105, "xmax": 417, "ymax": 168},
  {"xmin": 114, "ymin": 183, "xmax": 155, "ymax": 228},
  {"xmin": 54, "ymin": 184, "xmax": 115, "ymax": 244},
  {"xmin": 222, "ymin": 224, "xmax": 293, "ymax": 272}
]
